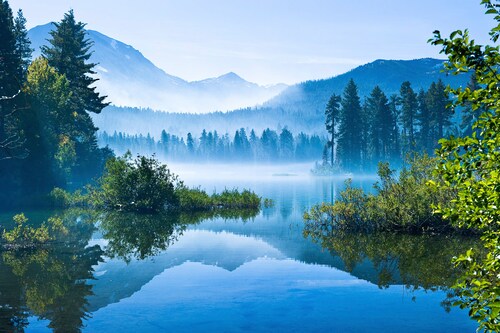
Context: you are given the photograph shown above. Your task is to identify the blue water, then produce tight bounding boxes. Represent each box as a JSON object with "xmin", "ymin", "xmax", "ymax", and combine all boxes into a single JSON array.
[{"xmin": 3, "ymin": 164, "xmax": 478, "ymax": 332}]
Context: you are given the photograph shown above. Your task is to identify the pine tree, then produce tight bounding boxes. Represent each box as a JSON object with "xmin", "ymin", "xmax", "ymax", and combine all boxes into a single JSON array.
[
  {"xmin": 0, "ymin": 0, "xmax": 24, "ymax": 160},
  {"xmin": 199, "ymin": 129, "xmax": 208, "ymax": 158},
  {"xmin": 42, "ymin": 10, "xmax": 107, "ymax": 115},
  {"xmin": 388, "ymin": 94, "xmax": 401, "ymax": 162},
  {"xmin": 337, "ymin": 79, "xmax": 363, "ymax": 171},
  {"xmin": 41, "ymin": 10, "xmax": 110, "ymax": 180},
  {"xmin": 260, "ymin": 128, "xmax": 278, "ymax": 161},
  {"xmin": 186, "ymin": 133, "xmax": 195, "ymax": 155},
  {"xmin": 279, "ymin": 128, "xmax": 294, "ymax": 160},
  {"xmin": 249, "ymin": 129, "xmax": 259, "ymax": 159},
  {"xmin": 238, "ymin": 128, "xmax": 250, "ymax": 158},
  {"xmin": 13, "ymin": 9, "xmax": 32, "ymax": 80},
  {"xmin": 366, "ymin": 86, "xmax": 392, "ymax": 162},
  {"xmin": 325, "ymin": 93, "xmax": 341, "ymax": 166},
  {"xmin": 400, "ymin": 81, "xmax": 418, "ymax": 152},
  {"xmin": 427, "ymin": 79, "xmax": 452, "ymax": 145},
  {"xmin": 416, "ymin": 88, "xmax": 432, "ymax": 152},
  {"xmin": 160, "ymin": 130, "xmax": 170, "ymax": 156}
]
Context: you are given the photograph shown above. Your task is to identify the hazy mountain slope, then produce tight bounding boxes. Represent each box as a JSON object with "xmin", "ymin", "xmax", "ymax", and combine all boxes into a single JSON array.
[
  {"xmin": 93, "ymin": 58, "xmax": 470, "ymax": 137},
  {"xmin": 28, "ymin": 23, "xmax": 286, "ymax": 113},
  {"xmin": 265, "ymin": 58, "xmax": 467, "ymax": 115}
]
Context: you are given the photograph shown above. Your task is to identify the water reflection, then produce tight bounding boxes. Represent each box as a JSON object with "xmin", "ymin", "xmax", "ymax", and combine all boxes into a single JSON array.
[
  {"xmin": 0, "ymin": 207, "xmax": 261, "ymax": 332},
  {"xmin": 303, "ymin": 225, "xmax": 478, "ymax": 291},
  {"xmin": 0, "ymin": 209, "xmax": 102, "ymax": 333},
  {"xmin": 0, "ymin": 175, "xmax": 479, "ymax": 333},
  {"xmin": 100, "ymin": 208, "xmax": 260, "ymax": 261}
]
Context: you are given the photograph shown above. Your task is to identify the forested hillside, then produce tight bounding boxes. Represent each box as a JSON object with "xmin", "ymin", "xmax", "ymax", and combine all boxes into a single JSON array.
[{"xmin": 93, "ymin": 58, "xmax": 470, "ymax": 138}]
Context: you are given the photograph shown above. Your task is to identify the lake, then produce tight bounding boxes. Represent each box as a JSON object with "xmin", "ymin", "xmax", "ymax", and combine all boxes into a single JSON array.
[{"xmin": 0, "ymin": 164, "xmax": 478, "ymax": 332}]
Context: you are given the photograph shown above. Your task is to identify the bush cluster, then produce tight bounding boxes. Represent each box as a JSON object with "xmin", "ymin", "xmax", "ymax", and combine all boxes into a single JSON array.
[
  {"xmin": 51, "ymin": 153, "xmax": 262, "ymax": 213},
  {"xmin": 304, "ymin": 154, "xmax": 456, "ymax": 234}
]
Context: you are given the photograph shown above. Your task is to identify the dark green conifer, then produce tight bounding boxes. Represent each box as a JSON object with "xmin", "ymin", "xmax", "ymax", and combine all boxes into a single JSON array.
[
  {"xmin": 337, "ymin": 79, "xmax": 363, "ymax": 171},
  {"xmin": 400, "ymin": 81, "xmax": 418, "ymax": 152},
  {"xmin": 325, "ymin": 93, "xmax": 341, "ymax": 166},
  {"xmin": 366, "ymin": 86, "xmax": 392, "ymax": 162}
]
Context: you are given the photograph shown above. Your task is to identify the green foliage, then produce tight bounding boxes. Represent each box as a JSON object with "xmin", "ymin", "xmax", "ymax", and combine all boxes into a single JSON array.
[
  {"xmin": 177, "ymin": 186, "xmax": 212, "ymax": 211},
  {"xmin": 263, "ymin": 198, "xmax": 275, "ymax": 208},
  {"xmin": 337, "ymin": 79, "xmax": 363, "ymax": 170},
  {"xmin": 91, "ymin": 153, "xmax": 262, "ymax": 213},
  {"xmin": 100, "ymin": 211, "xmax": 186, "ymax": 261},
  {"xmin": 0, "ymin": 10, "xmax": 112, "ymax": 205},
  {"xmin": 365, "ymin": 155, "xmax": 455, "ymax": 232},
  {"xmin": 429, "ymin": 1, "xmax": 500, "ymax": 330},
  {"xmin": 303, "ymin": 225, "xmax": 479, "ymax": 291},
  {"xmin": 2, "ymin": 214, "xmax": 51, "ymax": 249},
  {"xmin": 0, "ymin": 209, "xmax": 101, "ymax": 332},
  {"xmin": 325, "ymin": 93, "xmax": 341, "ymax": 166},
  {"xmin": 304, "ymin": 179, "xmax": 369, "ymax": 232},
  {"xmin": 177, "ymin": 187, "xmax": 261, "ymax": 211},
  {"xmin": 212, "ymin": 188, "xmax": 261, "ymax": 209},
  {"xmin": 305, "ymin": 155, "xmax": 455, "ymax": 233},
  {"xmin": 92, "ymin": 153, "xmax": 181, "ymax": 212},
  {"xmin": 48, "ymin": 187, "xmax": 89, "ymax": 208}
]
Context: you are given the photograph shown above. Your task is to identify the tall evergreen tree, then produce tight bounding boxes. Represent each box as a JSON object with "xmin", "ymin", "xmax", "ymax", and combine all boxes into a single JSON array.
[
  {"xmin": 416, "ymin": 88, "xmax": 432, "ymax": 152},
  {"xmin": 0, "ymin": 0, "xmax": 24, "ymax": 160},
  {"xmin": 388, "ymin": 94, "xmax": 401, "ymax": 162},
  {"xmin": 42, "ymin": 10, "xmax": 107, "ymax": 115},
  {"xmin": 13, "ymin": 9, "xmax": 32, "ymax": 80},
  {"xmin": 260, "ymin": 128, "xmax": 278, "ymax": 161},
  {"xmin": 324, "ymin": 93, "xmax": 341, "ymax": 166},
  {"xmin": 366, "ymin": 86, "xmax": 392, "ymax": 162},
  {"xmin": 427, "ymin": 79, "xmax": 452, "ymax": 144},
  {"xmin": 279, "ymin": 128, "xmax": 294, "ymax": 160},
  {"xmin": 337, "ymin": 79, "xmax": 363, "ymax": 171},
  {"xmin": 186, "ymin": 133, "xmax": 195, "ymax": 155},
  {"xmin": 399, "ymin": 81, "xmax": 418, "ymax": 152},
  {"xmin": 199, "ymin": 129, "xmax": 208, "ymax": 158},
  {"xmin": 249, "ymin": 129, "xmax": 259, "ymax": 159},
  {"xmin": 41, "ymin": 10, "xmax": 109, "ymax": 180}
]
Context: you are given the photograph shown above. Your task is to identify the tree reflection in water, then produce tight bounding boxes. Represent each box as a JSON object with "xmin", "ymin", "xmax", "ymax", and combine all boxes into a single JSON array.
[
  {"xmin": 303, "ymin": 222, "xmax": 479, "ymax": 293},
  {"xmin": 100, "ymin": 207, "xmax": 260, "ymax": 261},
  {"xmin": 0, "ymin": 209, "xmax": 102, "ymax": 333},
  {"xmin": 0, "ymin": 206, "xmax": 260, "ymax": 332}
]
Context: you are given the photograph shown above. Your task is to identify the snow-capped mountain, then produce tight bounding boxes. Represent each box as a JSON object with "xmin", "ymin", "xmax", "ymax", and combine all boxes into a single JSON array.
[{"xmin": 28, "ymin": 23, "xmax": 287, "ymax": 113}]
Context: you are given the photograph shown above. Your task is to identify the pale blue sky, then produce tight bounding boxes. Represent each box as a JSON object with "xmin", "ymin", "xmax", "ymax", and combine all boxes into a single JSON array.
[{"xmin": 9, "ymin": 0, "xmax": 495, "ymax": 85}]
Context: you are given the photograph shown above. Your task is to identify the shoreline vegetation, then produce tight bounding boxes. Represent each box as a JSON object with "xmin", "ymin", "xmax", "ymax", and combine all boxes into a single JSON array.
[
  {"xmin": 2, "ymin": 153, "xmax": 263, "ymax": 250},
  {"xmin": 304, "ymin": 154, "xmax": 462, "ymax": 235},
  {"xmin": 50, "ymin": 153, "xmax": 262, "ymax": 213}
]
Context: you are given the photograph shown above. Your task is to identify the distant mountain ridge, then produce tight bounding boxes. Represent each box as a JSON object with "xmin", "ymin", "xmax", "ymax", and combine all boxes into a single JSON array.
[
  {"xmin": 264, "ymin": 58, "xmax": 466, "ymax": 116},
  {"xmin": 28, "ymin": 23, "xmax": 287, "ymax": 113},
  {"xmin": 92, "ymin": 58, "xmax": 470, "ymax": 137}
]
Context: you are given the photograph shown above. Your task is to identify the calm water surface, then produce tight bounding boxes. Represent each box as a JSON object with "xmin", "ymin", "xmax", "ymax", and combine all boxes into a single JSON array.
[{"xmin": 0, "ymin": 164, "xmax": 478, "ymax": 332}]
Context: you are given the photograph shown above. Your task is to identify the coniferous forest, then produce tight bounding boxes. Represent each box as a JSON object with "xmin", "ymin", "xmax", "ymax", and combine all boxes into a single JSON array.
[
  {"xmin": 0, "ymin": 7, "xmax": 112, "ymax": 205},
  {"xmin": 0, "ymin": 0, "xmax": 498, "ymax": 332},
  {"xmin": 98, "ymin": 77, "xmax": 462, "ymax": 172}
]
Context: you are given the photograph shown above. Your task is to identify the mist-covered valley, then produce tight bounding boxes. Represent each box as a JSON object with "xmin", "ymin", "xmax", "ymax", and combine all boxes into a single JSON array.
[{"xmin": 1, "ymin": 1, "xmax": 495, "ymax": 332}]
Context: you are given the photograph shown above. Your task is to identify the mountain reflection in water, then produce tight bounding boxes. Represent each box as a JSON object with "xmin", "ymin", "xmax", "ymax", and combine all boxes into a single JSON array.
[{"xmin": 0, "ymin": 176, "xmax": 479, "ymax": 332}]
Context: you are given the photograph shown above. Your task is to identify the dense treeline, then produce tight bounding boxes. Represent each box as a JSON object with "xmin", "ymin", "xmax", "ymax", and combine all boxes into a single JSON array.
[
  {"xmin": 98, "ymin": 128, "xmax": 326, "ymax": 162},
  {"xmin": 0, "ymin": 3, "xmax": 111, "ymax": 206},
  {"xmin": 322, "ymin": 78, "xmax": 466, "ymax": 171}
]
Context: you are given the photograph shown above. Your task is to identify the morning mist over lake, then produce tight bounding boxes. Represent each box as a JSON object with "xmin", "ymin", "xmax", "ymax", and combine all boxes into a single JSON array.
[{"xmin": 0, "ymin": 0, "xmax": 498, "ymax": 332}]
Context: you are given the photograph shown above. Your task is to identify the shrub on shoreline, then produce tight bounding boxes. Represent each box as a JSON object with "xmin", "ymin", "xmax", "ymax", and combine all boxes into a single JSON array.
[
  {"xmin": 49, "ymin": 154, "xmax": 262, "ymax": 213},
  {"xmin": 304, "ymin": 154, "xmax": 458, "ymax": 234}
]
